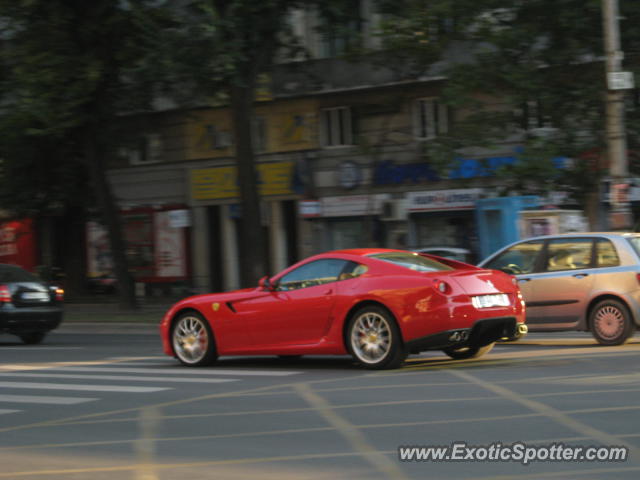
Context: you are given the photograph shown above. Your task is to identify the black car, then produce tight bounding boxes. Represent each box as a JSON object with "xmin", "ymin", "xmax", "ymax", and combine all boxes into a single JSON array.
[{"xmin": 0, "ymin": 264, "xmax": 63, "ymax": 344}]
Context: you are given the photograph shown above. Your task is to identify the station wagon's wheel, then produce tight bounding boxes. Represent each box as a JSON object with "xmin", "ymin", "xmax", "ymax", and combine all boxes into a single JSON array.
[
  {"xmin": 347, "ymin": 305, "xmax": 406, "ymax": 370},
  {"xmin": 18, "ymin": 332, "xmax": 46, "ymax": 345},
  {"xmin": 172, "ymin": 312, "xmax": 218, "ymax": 366},
  {"xmin": 443, "ymin": 342, "xmax": 495, "ymax": 360},
  {"xmin": 590, "ymin": 299, "xmax": 634, "ymax": 346}
]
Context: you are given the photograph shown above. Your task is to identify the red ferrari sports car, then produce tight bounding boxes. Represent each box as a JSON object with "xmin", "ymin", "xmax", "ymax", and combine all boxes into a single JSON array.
[{"xmin": 160, "ymin": 249, "xmax": 527, "ymax": 369}]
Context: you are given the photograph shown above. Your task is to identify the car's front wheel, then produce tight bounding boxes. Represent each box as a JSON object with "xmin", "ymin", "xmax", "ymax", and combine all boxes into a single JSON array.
[
  {"xmin": 590, "ymin": 299, "xmax": 634, "ymax": 346},
  {"xmin": 172, "ymin": 312, "xmax": 218, "ymax": 366},
  {"xmin": 443, "ymin": 342, "xmax": 495, "ymax": 360},
  {"xmin": 19, "ymin": 332, "xmax": 46, "ymax": 345},
  {"xmin": 346, "ymin": 306, "xmax": 406, "ymax": 369}
]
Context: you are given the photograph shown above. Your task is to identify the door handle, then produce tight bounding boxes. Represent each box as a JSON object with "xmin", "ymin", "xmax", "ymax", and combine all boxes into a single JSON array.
[
  {"xmin": 517, "ymin": 278, "xmax": 531, "ymax": 283},
  {"xmin": 323, "ymin": 289, "xmax": 333, "ymax": 295},
  {"xmin": 573, "ymin": 273, "xmax": 589, "ymax": 278}
]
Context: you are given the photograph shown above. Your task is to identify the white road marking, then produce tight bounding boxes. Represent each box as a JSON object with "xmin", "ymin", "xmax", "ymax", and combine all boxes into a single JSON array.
[
  {"xmin": 28, "ymin": 366, "xmax": 302, "ymax": 377},
  {"xmin": 0, "ymin": 409, "xmax": 21, "ymax": 414},
  {"xmin": 0, "ymin": 382, "xmax": 170, "ymax": 393},
  {"xmin": 0, "ymin": 394, "xmax": 96, "ymax": 405},
  {"xmin": 0, "ymin": 372, "xmax": 237, "ymax": 384}
]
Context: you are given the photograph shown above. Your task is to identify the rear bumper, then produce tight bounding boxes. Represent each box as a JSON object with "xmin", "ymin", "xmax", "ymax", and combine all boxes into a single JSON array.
[
  {"xmin": 0, "ymin": 306, "xmax": 63, "ymax": 334},
  {"xmin": 406, "ymin": 316, "xmax": 524, "ymax": 353}
]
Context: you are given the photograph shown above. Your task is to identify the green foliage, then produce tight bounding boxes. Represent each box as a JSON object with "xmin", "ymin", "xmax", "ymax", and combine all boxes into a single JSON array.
[
  {"xmin": 376, "ymin": 0, "xmax": 640, "ymax": 202},
  {"xmin": 0, "ymin": 0, "xmax": 174, "ymax": 213}
]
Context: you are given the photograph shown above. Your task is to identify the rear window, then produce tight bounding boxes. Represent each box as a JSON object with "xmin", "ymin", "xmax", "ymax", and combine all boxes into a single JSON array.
[
  {"xmin": 0, "ymin": 265, "xmax": 40, "ymax": 283},
  {"xmin": 369, "ymin": 253, "xmax": 453, "ymax": 272}
]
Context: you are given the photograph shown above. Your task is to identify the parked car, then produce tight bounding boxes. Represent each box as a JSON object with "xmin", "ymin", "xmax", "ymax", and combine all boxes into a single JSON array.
[
  {"xmin": 0, "ymin": 264, "xmax": 64, "ymax": 344},
  {"xmin": 160, "ymin": 248, "xmax": 526, "ymax": 369},
  {"xmin": 478, "ymin": 232, "xmax": 640, "ymax": 345}
]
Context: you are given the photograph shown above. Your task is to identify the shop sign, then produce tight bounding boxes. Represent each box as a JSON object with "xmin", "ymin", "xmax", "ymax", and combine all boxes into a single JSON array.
[
  {"xmin": 407, "ymin": 189, "xmax": 485, "ymax": 212},
  {"xmin": 321, "ymin": 194, "xmax": 390, "ymax": 217},
  {"xmin": 168, "ymin": 209, "xmax": 191, "ymax": 228},
  {"xmin": 154, "ymin": 211, "xmax": 187, "ymax": 278},
  {"xmin": 0, "ymin": 219, "xmax": 37, "ymax": 272},
  {"xmin": 298, "ymin": 200, "xmax": 322, "ymax": 218},
  {"xmin": 192, "ymin": 161, "xmax": 295, "ymax": 200}
]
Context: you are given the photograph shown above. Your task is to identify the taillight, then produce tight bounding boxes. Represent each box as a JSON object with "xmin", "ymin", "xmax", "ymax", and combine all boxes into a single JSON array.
[
  {"xmin": 0, "ymin": 285, "xmax": 11, "ymax": 303},
  {"xmin": 54, "ymin": 287, "xmax": 64, "ymax": 302}
]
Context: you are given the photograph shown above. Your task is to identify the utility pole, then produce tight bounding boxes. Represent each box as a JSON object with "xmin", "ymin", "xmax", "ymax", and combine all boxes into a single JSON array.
[{"xmin": 602, "ymin": 0, "xmax": 633, "ymax": 229}]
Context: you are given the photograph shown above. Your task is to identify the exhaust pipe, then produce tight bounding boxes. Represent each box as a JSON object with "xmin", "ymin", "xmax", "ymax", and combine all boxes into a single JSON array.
[
  {"xmin": 517, "ymin": 323, "xmax": 528, "ymax": 338},
  {"xmin": 449, "ymin": 331, "xmax": 461, "ymax": 342}
]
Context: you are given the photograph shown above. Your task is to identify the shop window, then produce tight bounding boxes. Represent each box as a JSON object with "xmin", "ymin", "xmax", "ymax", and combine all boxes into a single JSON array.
[
  {"xmin": 414, "ymin": 98, "xmax": 449, "ymax": 139},
  {"xmin": 320, "ymin": 107, "xmax": 353, "ymax": 147}
]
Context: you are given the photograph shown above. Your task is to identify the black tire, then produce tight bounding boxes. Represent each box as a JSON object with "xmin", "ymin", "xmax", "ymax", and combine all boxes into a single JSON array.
[
  {"xmin": 443, "ymin": 342, "xmax": 495, "ymax": 360},
  {"xmin": 171, "ymin": 311, "xmax": 218, "ymax": 366},
  {"xmin": 589, "ymin": 299, "xmax": 634, "ymax": 346},
  {"xmin": 19, "ymin": 332, "xmax": 47, "ymax": 345},
  {"xmin": 346, "ymin": 305, "xmax": 407, "ymax": 370}
]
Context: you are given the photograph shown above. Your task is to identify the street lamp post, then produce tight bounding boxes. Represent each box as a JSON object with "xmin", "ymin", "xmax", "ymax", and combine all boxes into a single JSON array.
[{"xmin": 602, "ymin": 0, "xmax": 633, "ymax": 229}]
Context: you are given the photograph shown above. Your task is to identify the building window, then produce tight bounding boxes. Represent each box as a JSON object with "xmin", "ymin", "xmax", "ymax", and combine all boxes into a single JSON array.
[
  {"xmin": 320, "ymin": 107, "xmax": 353, "ymax": 147},
  {"xmin": 252, "ymin": 116, "xmax": 267, "ymax": 153},
  {"xmin": 318, "ymin": 1, "xmax": 362, "ymax": 58},
  {"xmin": 517, "ymin": 99, "xmax": 552, "ymax": 131},
  {"xmin": 119, "ymin": 133, "xmax": 163, "ymax": 165},
  {"xmin": 414, "ymin": 98, "xmax": 449, "ymax": 139}
]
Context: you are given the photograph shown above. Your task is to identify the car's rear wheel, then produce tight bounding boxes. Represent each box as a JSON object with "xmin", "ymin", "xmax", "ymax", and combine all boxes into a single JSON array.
[
  {"xmin": 590, "ymin": 299, "xmax": 634, "ymax": 346},
  {"xmin": 172, "ymin": 312, "xmax": 218, "ymax": 366},
  {"xmin": 19, "ymin": 332, "xmax": 46, "ymax": 345},
  {"xmin": 347, "ymin": 306, "xmax": 406, "ymax": 369},
  {"xmin": 443, "ymin": 342, "xmax": 495, "ymax": 360}
]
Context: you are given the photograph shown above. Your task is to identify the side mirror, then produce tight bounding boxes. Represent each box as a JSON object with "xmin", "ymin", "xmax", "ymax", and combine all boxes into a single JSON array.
[{"xmin": 259, "ymin": 276, "xmax": 275, "ymax": 291}]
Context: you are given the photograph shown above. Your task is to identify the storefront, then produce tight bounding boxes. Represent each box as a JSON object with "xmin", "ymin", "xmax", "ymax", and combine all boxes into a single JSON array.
[
  {"xmin": 86, "ymin": 206, "xmax": 191, "ymax": 295},
  {"xmin": 299, "ymin": 194, "xmax": 390, "ymax": 253},
  {"xmin": 406, "ymin": 189, "xmax": 484, "ymax": 262},
  {"xmin": 190, "ymin": 160, "xmax": 300, "ymax": 291}
]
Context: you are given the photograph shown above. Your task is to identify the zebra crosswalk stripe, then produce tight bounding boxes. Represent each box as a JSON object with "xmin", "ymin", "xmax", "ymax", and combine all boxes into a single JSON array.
[
  {"xmin": 0, "ymin": 394, "xmax": 97, "ymax": 405},
  {"xmin": 0, "ymin": 382, "xmax": 170, "ymax": 393}
]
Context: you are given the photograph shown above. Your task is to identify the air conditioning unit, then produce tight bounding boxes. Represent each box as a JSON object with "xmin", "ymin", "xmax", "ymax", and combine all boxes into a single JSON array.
[{"xmin": 380, "ymin": 199, "xmax": 408, "ymax": 222}]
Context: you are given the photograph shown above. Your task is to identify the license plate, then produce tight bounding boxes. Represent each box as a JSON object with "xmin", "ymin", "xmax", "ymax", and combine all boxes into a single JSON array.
[
  {"xmin": 472, "ymin": 293, "xmax": 510, "ymax": 309},
  {"xmin": 22, "ymin": 292, "xmax": 49, "ymax": 302}
]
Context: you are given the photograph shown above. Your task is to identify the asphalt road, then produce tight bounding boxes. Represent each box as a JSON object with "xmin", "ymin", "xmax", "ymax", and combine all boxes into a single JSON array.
[{"xmin": 1, "ymin": 324, "xmax": 640, "ymax": 479}]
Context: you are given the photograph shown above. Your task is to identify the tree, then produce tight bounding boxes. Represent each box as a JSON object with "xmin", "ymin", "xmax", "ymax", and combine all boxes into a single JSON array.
[
  {"xmin": 174, "ymin": 0, "xmax": 359, "ymax": 286},
  {"xmin": 0, "ymin": 0, "xmax": 172, "ymax": 308},
  {"xmin": 374, "ymin": 0, "xmax": 640, "ymax": 226}
]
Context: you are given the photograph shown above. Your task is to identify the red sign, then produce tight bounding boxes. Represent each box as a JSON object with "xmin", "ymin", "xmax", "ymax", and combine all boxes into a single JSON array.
[{"xmin": 0, "ymin": 219, "xmax": 37, "ymax": 272}]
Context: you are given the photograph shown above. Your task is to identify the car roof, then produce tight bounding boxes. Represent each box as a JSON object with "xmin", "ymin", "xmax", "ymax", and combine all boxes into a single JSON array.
[
  {"xmin": 517, "ymin": 232, "xmax": 640, "ymax": 242},
  {"xmin": 326, "ymin": 248, "xmax": 408, "ymax": 256}
]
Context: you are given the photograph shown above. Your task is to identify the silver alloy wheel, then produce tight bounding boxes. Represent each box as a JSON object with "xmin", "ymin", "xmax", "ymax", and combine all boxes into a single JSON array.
[
  {"xmin": 172, "ymin": 315, "xmax": 210, "ymax": 365},
  {"xmin": 593, "ymin": 305, "xmax": 624, "ymax": 340},
  {"xmin": 350, "ymin": 311, "xmax": 392, "ymax": 364}
]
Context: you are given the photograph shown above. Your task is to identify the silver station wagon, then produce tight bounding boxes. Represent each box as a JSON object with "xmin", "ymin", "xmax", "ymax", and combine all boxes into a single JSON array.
[{"xmin": 478, "ymin": 233, "xmax": 640, "ymax": 345}]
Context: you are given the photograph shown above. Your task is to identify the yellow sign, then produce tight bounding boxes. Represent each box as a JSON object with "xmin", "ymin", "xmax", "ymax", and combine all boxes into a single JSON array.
[{"xmin": 192, "ymin": 161, "xmax": 295, "ymax": 200}]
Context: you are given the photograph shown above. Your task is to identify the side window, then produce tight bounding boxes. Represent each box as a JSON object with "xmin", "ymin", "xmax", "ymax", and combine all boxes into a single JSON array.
[
  {"xmin": 596, "ymin": 239, "xmax": 620, "ymax": 267},
  {"xmin": 483, "ymin": 241, "xmax": 544, "ymax": 274},
  {"xmin": 544, "ymin": 238, "xmax": 593, "ymax": 272},
  {"xmin": 276, "ymin": 259, "xmax": 349, "ymax": 291},
  {"xmin": 337, "ymin": 261, "xmax": 368, "ymax": 281}
]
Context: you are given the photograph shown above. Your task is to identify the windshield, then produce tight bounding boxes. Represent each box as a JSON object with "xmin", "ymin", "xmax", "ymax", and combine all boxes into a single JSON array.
[
  {"xmin": 626, "ymin": 237, "xmax": 640, "ymax": 259},
  {"xmin": 369, "ymin": 252, "xmax": 454, "ymax": 273}
]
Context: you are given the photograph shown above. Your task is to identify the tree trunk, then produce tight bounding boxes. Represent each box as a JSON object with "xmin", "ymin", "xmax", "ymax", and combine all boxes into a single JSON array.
[
  {"xmin": 59, "ymin": 206, "xmax": 88, "ymax": 300},
  {"xmin": 84, "ymin": 128, "xmax": 138, "ymax": 310},
  {"xmin": 230, "ymin": 81, "xmax": 267, "ymax": 287}
]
